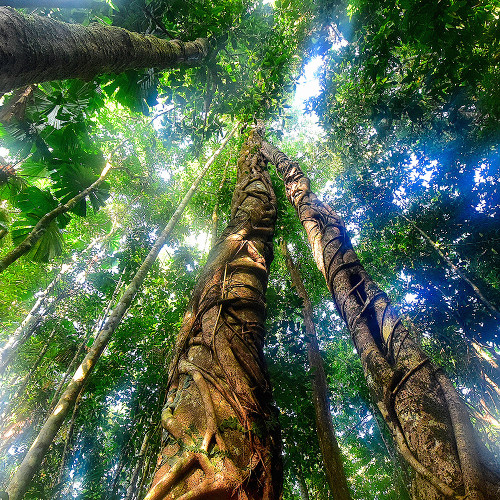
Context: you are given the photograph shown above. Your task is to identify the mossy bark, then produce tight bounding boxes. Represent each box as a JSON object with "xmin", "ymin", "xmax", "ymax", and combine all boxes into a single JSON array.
[
  {"xmin": 263, "ymin": 141, "xmax": 500, "ymax": 500},
  {"xmin": 145, "ymin": 130, "xmax": 281, "ymax": 500},
  {"xmin": 0, "ymin": 7, "xmax": 208, "ymax": 92}
]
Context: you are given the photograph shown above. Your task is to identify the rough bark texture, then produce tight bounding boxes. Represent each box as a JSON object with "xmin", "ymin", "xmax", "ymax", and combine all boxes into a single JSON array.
[
  {"xmin": 0, "ymin": 7, "xmax": 208, "ymax": 92},
  {"xmin": 282, "ymin": 241, "xmax": 351, "ymax": 500},
  {"xmin": 262, "ymin": 141, "xmax": 500, "ymax": 500},
  {"xmin": 145, "ymin": 130, "xmax": 281, "ymax": 500},
  {"xmin": 1, "ymin": 1, "xmax": 98, "ymax": 7}
]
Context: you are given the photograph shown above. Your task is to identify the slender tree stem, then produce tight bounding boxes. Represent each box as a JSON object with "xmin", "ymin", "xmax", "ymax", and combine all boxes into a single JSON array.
[
  {"xmin": 124, "ymin": 427, "xmax": 151, "ymax": 500},
  {"xmin": 52, "ymin": 384, "xmax": 85, "ymax": 500},
  {"xmin": 401, "ymin": 213, "xmax": 499, "ymax": 318},
  {"xmin": 0, "ymin": 109, "xmax": 178, "ymax": 274},
  {"xmin": 0, "ymin": 328, "xmax": 56, "ymax": 422},
  {"xmin": 282, "ymin": 239, "xmax": 351, "ymax": 500},
  {"xmin": 296, "ymin": 461, "xmax": 310, "ymax": 500}
]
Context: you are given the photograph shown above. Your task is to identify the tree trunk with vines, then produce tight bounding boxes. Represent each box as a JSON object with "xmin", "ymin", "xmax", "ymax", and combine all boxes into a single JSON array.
[
  {"xmin": 144, "ymin": 129, "xmax": 281, "ymax": 500},
  {"xmin": 3, "ymin": 126, "xmax": 237, "ymax": 500},
  {"xmin": 262, "ymin": 141, "xmax": 500, "ymax": 500}
]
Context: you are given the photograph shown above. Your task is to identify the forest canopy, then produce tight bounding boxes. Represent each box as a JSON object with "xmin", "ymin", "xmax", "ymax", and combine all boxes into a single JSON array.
[{"xmin": 0, "ymin": 1, "xmax": 499, "ymax": 499}]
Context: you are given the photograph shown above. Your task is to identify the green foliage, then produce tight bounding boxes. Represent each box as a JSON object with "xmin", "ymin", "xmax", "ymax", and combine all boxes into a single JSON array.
[{"xmin": 1, "ymin": 0, "xmax": 499, "ymax": 498}]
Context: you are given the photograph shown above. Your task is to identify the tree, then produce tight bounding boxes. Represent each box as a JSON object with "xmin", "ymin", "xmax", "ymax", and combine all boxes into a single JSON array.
[
  {"xmin": 262, "ymin": 140, "xmax": 500, "ymax": 499},
  {"xmin": 282, "ymin": 239, "xmax": 351, "ymax": 500},
  {"xmin": 144, "ymin": 128, "xmax": 281, "ymax": 500},
  {"xmin": 1, "ymin": 0, "xmax": 498, "ymax": 498},
  {"xmin": 4, "ymin": 124, "xmax": 237, "ymax": 500}
]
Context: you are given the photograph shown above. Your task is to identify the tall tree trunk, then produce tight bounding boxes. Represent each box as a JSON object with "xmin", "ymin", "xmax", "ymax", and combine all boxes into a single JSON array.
[
  {"xmin": 108, "ymin": 429, "xmax": 136, "ymax": 500},
  {"xmin": 0, "ymin": 7, "xmax": 208, "ymax": 92},
  {"xmin": 47, "ymin": 332, "xmax": 89, "ymax": 415},
  {"xmin": 136, "ymin": 436, "xmax": 157, "ymax": 500},
  {"xmin": 144, "ymin": 129, "xmax": 281, "ymax": 500},
  {"xmin": 47, "ymin": 267, "xmax": 126, "ymax": 413},
  {"xmin": 3, "ymin": 125, "xmax": 237, "ymax": 500},
  {"xmin": 282, "ymin": 241, "xmax": 351, "ymax": 500},
  {"xmin": 262, "ymin": 141, "xmax": 500, "ymax": 500}
]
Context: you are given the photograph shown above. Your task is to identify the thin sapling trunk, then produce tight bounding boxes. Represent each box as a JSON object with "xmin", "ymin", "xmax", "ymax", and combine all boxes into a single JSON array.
[{"xmin": 282, "ymin": 240, "xmax": 351, "ymax": 500}]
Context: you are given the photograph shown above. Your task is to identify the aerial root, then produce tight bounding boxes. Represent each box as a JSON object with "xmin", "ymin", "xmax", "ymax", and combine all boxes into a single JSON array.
[
  {"xmin": 391, "ymin": 419, "xmax": 459, "ymax": 498},
  {"xmin": 379, "ymin": 359, "xmax": 468, "ymax": 499},
  {"xmin": 144, "ymin": 453, "xmax": 198, "ymax": 500},
  {"xmin": 176, "ymin": 478, "xmax": 234, "ymax": 500},
  {"xmin": 191, "ymin": 370, "xmax": 226, "ymax": 452},
  {"xmin": 340, "ymin": 277, "xmax": 366, "ymax": 321},
  {"xmin": 349, "ymin": 291, "xmax": 386, "ymax": 330}
]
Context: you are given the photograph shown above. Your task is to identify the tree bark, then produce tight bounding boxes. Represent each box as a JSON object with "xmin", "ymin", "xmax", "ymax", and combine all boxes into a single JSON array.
[
  {"xmin": 262, "ymin": 141, "xmax": 500, "ymax": 500},
  {"xmin": 4, "ymin": 124, "xmax": 237, "ymax": 500},
  {"xmin": 144, "ymin": 129, "xmax": 281, "ymax": 500},
  {"xmin": 0, "ymin": 7, "xmax": 209, "ymax": 92},
  {"xmin": 0, "ymin": 1, "xmax": 100, "ymax": 8},
  {"xmin": 282, "ymin": 241, "xmax": 351, "ymax": 500}
]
